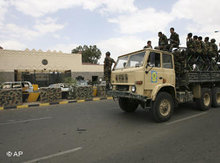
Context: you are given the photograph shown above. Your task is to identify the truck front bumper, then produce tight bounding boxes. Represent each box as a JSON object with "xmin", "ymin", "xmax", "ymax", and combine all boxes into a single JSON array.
[{"xmin": 107, "ymin": 90, "xmax": 149, "ymax": 102}]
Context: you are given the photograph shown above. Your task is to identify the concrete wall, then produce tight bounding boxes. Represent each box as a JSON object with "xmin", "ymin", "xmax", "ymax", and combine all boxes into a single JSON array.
[
  {"xmin": 0, "ymin": 49, "xmax": 103, "ymax": 72},
  {"xmin": 0, "ymin": 49, "xmax": 104, "ymax": 82}
]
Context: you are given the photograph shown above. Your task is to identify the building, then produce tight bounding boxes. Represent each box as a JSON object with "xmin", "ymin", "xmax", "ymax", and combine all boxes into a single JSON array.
[{"xmin": 0, "ymin": 49, "xmax": 103, "ymax": 86}]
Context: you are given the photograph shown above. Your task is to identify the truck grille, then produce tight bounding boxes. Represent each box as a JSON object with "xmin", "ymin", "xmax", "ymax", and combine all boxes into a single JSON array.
[
  {"xmin": 116, "ymin": 74, "xmax": 128, "ymax": 83},
  {"xmin": 116, "ymin": 85, "xmax": 129, "ymax": 91}
]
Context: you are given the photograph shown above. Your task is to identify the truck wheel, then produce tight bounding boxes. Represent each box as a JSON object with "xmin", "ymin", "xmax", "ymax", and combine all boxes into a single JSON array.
[
  {"xmin": 196, "ymin": 88, "xmax": 212, "ymax": 111},
  {"xmin": 212, "ymin": 87, "xmax": 220, "ymax": 107},
  {"xmin": 118, "ymin": 98, "xmax": 139, "ymax": 112},
  {"xmin": 151, "ymin": 92, "xmax": 174, "ymax": 122}
]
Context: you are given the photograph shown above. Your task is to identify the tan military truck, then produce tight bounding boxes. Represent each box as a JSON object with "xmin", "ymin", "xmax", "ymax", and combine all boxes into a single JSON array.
[{"xmin": 108, "ymin": 48, "xmax": 220, "ymax": 122}]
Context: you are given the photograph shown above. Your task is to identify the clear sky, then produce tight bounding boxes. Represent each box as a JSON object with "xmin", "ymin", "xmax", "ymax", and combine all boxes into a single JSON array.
[{"xmin": 0, "ymin": 0, "xmax": 220, "ymax": 63}]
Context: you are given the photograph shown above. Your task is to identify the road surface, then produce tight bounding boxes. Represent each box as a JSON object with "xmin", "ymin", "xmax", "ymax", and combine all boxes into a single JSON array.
[{"xmin": 0, "ymin": 100, "xmax": 220, "ymax": 163}]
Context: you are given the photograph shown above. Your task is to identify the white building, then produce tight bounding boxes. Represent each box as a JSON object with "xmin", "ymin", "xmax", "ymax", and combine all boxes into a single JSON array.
[{"xmin": 0, "ymin": 49, "xmax": 103, "ymax": 86}]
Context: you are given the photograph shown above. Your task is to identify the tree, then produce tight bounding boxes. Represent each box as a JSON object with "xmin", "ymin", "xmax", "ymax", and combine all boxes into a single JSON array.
[{"xmin": 72, "ymin": 45, "xmax": 101, "ymax": 64}]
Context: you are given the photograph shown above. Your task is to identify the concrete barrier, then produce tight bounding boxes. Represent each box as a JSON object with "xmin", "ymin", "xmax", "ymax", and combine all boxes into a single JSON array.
[
  {"xmin": 39, "ymin": 87, "xmax": 62, "ymax": 102},
  {"xmin": 97, "ymin": 85, "xmax": 106, "ymax": 97},
  {"xmin": 0, "ymin": 88, "xmax": 22, "ymax": 107},
  {"xmin": 68, "ymin": 85, "xmax": 93, "ymax": 100}
]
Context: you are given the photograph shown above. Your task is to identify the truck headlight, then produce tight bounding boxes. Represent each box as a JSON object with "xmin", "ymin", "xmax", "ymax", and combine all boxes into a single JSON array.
[{"xmin": 131, "ymin": 85, "xmax": 136, "ymax": 93}]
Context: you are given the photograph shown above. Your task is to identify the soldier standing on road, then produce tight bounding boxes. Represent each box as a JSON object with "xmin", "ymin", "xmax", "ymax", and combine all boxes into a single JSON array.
[
  {"xmin": 158, "ymin": 32, "xmax": 168, "ymax": 51},
  {"xmin": 104, "ymin": 51, "xmax": 115, "ymax": 90},
  {"xmin": 168, "ymin": 27, "xmax": 180, "ymax": 51},
  {"xmin": 144, "ymin": 40, "xmax": 152, "ymax": 49}
]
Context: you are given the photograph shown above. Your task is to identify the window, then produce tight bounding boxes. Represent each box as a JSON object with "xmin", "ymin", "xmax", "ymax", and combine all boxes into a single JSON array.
[
  {"xmin": 23, "ymin": 82, "xmax": 30, "ymax": 87},
  {"xmin": 126, "ymin": 52, "xmax": 145, "ymax": 68},
  {"xmin": 12, "ymin": 83, "xmax": 21, "ymax": 88},
  {"xmin": 163, "ymin": 54, "xmax": 173, "ymax": 69},
  {"xmin": 148, "ymin": 52, "xmax": 161, "ymax": 67},
  {"xmin": 115, "ymin": 56, "xmax": 129, "ymax": 69}
]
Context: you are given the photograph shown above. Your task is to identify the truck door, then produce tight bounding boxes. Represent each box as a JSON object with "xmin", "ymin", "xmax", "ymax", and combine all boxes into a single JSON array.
[
  {"xmin": 162, "ymin": 53, "xmax": 175, "ymax": 86},
  {"xmin": 144, "ymin": 52, "xmax": 163, "ymax": 91}
]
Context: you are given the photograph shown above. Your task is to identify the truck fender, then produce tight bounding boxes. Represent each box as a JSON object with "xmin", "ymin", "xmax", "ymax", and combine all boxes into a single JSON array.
[{"xmin": 151, "ymin": 84, "xmax": 176, "ymax": 101}]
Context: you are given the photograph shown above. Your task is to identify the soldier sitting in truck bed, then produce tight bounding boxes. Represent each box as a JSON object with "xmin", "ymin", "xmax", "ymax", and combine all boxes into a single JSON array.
[
  {"xmin": 168, "ymin": 27, "xmax": 180, "ymax": 52},
  {"xmin": 158, "ymin": 32, "xmax": 168, "ymax": 51}
]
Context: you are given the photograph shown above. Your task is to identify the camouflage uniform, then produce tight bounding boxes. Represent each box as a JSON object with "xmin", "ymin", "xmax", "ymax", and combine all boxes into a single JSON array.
[
  {"xmin": 169, "ymin": 32, "xmax": 180, "ymax": 50},
  {"xmin": 104, "ymin": 56, "xmax": 115, "ymax": 89},
  {"xmin": 209, "ymin": 42, "xmax": 218, "ymax": 58},
  {"xmin": 195, "ymin": 40, "xmax": 203, "ymax": 54},
  {"xmin": 159, "ymin": 34, "xmax": 168, "ymax": 50},
  {"xmin": 204, "ymin": 41, "xmax": 210, "ymax": 55},
  {"xmin": 187, "ymin": 38, "xmax": 194, "ymax": 52},
  {"xmin": 193, "ymin": 39, "xmax": 201, "ymax": 54},
  {"xmin": 144, "ymin": 45, "xmax": 152, "ymax": 49}
]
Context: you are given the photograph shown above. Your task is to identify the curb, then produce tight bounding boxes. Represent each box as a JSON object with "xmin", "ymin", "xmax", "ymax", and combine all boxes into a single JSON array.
[{"xmin": 0, "ymin": 97, "xmax": 113, "ymax": 110}]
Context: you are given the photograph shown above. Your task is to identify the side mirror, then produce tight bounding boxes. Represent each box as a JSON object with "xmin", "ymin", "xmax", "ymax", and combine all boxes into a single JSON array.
[
  {"xmin": 145, "ymin": 63, "xmax": 154, "ymax": 74},
  {"xmin": 146, "ymin": 63, "xmax": 150, "ymax": 68},
  {"xmin": 146, "ymin": 63, "xmax": 155, "ymax": 68}
]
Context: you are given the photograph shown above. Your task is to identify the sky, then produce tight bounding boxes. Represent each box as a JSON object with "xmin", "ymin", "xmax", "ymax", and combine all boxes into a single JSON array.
[{"xmin": 0, "ymin": 0, "xmax": 220, "ymax": 64}]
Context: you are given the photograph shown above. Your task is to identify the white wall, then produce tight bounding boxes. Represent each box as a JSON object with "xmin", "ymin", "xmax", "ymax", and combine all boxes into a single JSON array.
[{"xmin": 0, "ymin": 49, "xmax": 103, "ymax": 72}]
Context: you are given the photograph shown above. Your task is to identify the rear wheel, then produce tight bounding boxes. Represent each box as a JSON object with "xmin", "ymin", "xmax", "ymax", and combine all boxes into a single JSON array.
[
  {"xmin": 118, "ymin": 97, "xmax": 139, "ymax": 112},
  {"xmin": 212, "ymin": 87, "xmax": 220, "ymax": 107},
  {"xmin": 151, "ymin": 92, "xmax": 174, "ymax": 122},
  {"xmin": 196, "ymin": 88, "xmax": 212, "ymax": 111}
]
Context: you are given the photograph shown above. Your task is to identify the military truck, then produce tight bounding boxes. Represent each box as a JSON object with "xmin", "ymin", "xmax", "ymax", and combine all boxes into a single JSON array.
[{"xmin": 108, "ymin": 48, "xmax": 220, "ymax": 122}]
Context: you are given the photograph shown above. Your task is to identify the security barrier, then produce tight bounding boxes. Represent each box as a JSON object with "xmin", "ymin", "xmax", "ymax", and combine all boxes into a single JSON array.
[
  {"xmin": 0, "ymin": 84, "xmax": 109, "ymax": 109},
  {"xmin": 68, "ymin": 85, "xmax": 93, "ymax": 99},
  {"xmin": 39, "ymin": 87, "xmax": 62, "ymax": 102},
  {"xmin": 0, "ymin": 88, "xmax": 22, "ymax": 107},
  {"xmin": 97, "ymin": 85, "xmax": 106, "ymax": 97}
]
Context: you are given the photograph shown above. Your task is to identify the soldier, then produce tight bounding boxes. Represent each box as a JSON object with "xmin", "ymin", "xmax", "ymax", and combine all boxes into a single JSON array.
[
  {"xmin": 168, "ymin": 27, "xmax": 180, "ymax": 51},
  {"xmin": 186, "ymin": 33, "xmax": 194, "ymax": 53},
  {"xmin": 204, "ymin": 37, "xmax": 210, "ymax": 55},
  {"xmin": 158, "ymin": 32, "xmax": 168, "ymax": 51},
  {"xmin": 143, "ymin": 40, "xmax": 152, "ymax": 49},
  {"xmin": 185, "ymin": 33, "xmax": 194, "ymax": 70},
  {"xmin": 104, "ymin": 51, "xmax": 115, "ymax": 90},
  {"xmin": 197, "ymin": 36, "xmax": 204, "ymax": 55},
  {"xmin": 193, "ymin": 35, "xmax": 200, "ymax": 53},
  {"xmin": 209, "ymin": 39, "xmax": 218, "ymax": 59}
]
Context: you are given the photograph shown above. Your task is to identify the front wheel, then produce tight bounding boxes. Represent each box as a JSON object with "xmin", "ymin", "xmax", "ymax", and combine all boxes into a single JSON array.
[
  {"xmin": 151, "ymin": 92, "xmax": 174, "ymax": 122},
  {"xmin": 118, "ymin": 97, "xmax": 139, "ymax": 112}
]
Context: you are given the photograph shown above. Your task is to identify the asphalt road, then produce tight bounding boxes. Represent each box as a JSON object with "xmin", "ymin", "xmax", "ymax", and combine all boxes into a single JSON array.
[{"xmin": 1, "ymin": 100, "xmax": 220, "ymax": 163}]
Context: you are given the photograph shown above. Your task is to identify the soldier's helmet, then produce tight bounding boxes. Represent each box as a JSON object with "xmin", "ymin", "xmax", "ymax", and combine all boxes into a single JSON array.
[
  {"xmin": 188, "ymin": 33, "xmax": 192, "ymax": 38},
  {"xmin": 211, "ymin": 39, "xmax": 216, "ymax": 43},
  {"xmin": 106, "ymin": 51, "xmax": 111, "ymax": 56}
]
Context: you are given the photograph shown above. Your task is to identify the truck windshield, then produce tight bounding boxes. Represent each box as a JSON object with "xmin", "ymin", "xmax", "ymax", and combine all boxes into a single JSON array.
[
  {"xmin": 114, "ymin": 51, "xmax": 145, "ymax": 70},
  {"xmin": 126, "ymin": 52, "xmax": 145, "ymax": 68},
  {"xmin": 115, "ymin": 56, "xmax": 129, "ymax": 69}
]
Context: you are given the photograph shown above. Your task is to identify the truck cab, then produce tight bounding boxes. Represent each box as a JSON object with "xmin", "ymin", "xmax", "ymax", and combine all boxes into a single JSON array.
[{"xmin": 109, "ymin": 49, "xmax": 176, "ymax": 122}]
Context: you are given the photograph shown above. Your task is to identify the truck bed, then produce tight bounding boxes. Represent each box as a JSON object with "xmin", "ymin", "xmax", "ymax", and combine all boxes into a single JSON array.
[{"xmin": 178, "ymin": 71, "xmax": 220, "ymax": 85}]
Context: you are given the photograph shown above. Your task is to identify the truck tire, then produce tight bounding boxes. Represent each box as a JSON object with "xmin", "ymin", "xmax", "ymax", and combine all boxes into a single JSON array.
[
  {"xmin": 151, "ymin": 92, "xmax": 174, "ymax": 122},
  {"xmin": 118, "ymin": 97, "xmax": 139, "ymax": 112},
  {"xmin": 196, "ymin": 88, "xmax": 212, "ymax": 111},
  {"xmin": 212, "ymin": 87, "xmax": 220, "ymax": 107}
]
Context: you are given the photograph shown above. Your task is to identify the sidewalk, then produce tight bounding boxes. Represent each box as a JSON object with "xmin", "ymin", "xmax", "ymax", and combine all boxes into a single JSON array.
[{"xmin": 0, "ymin": 96, "xmax": 113, "ymax": 110}]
